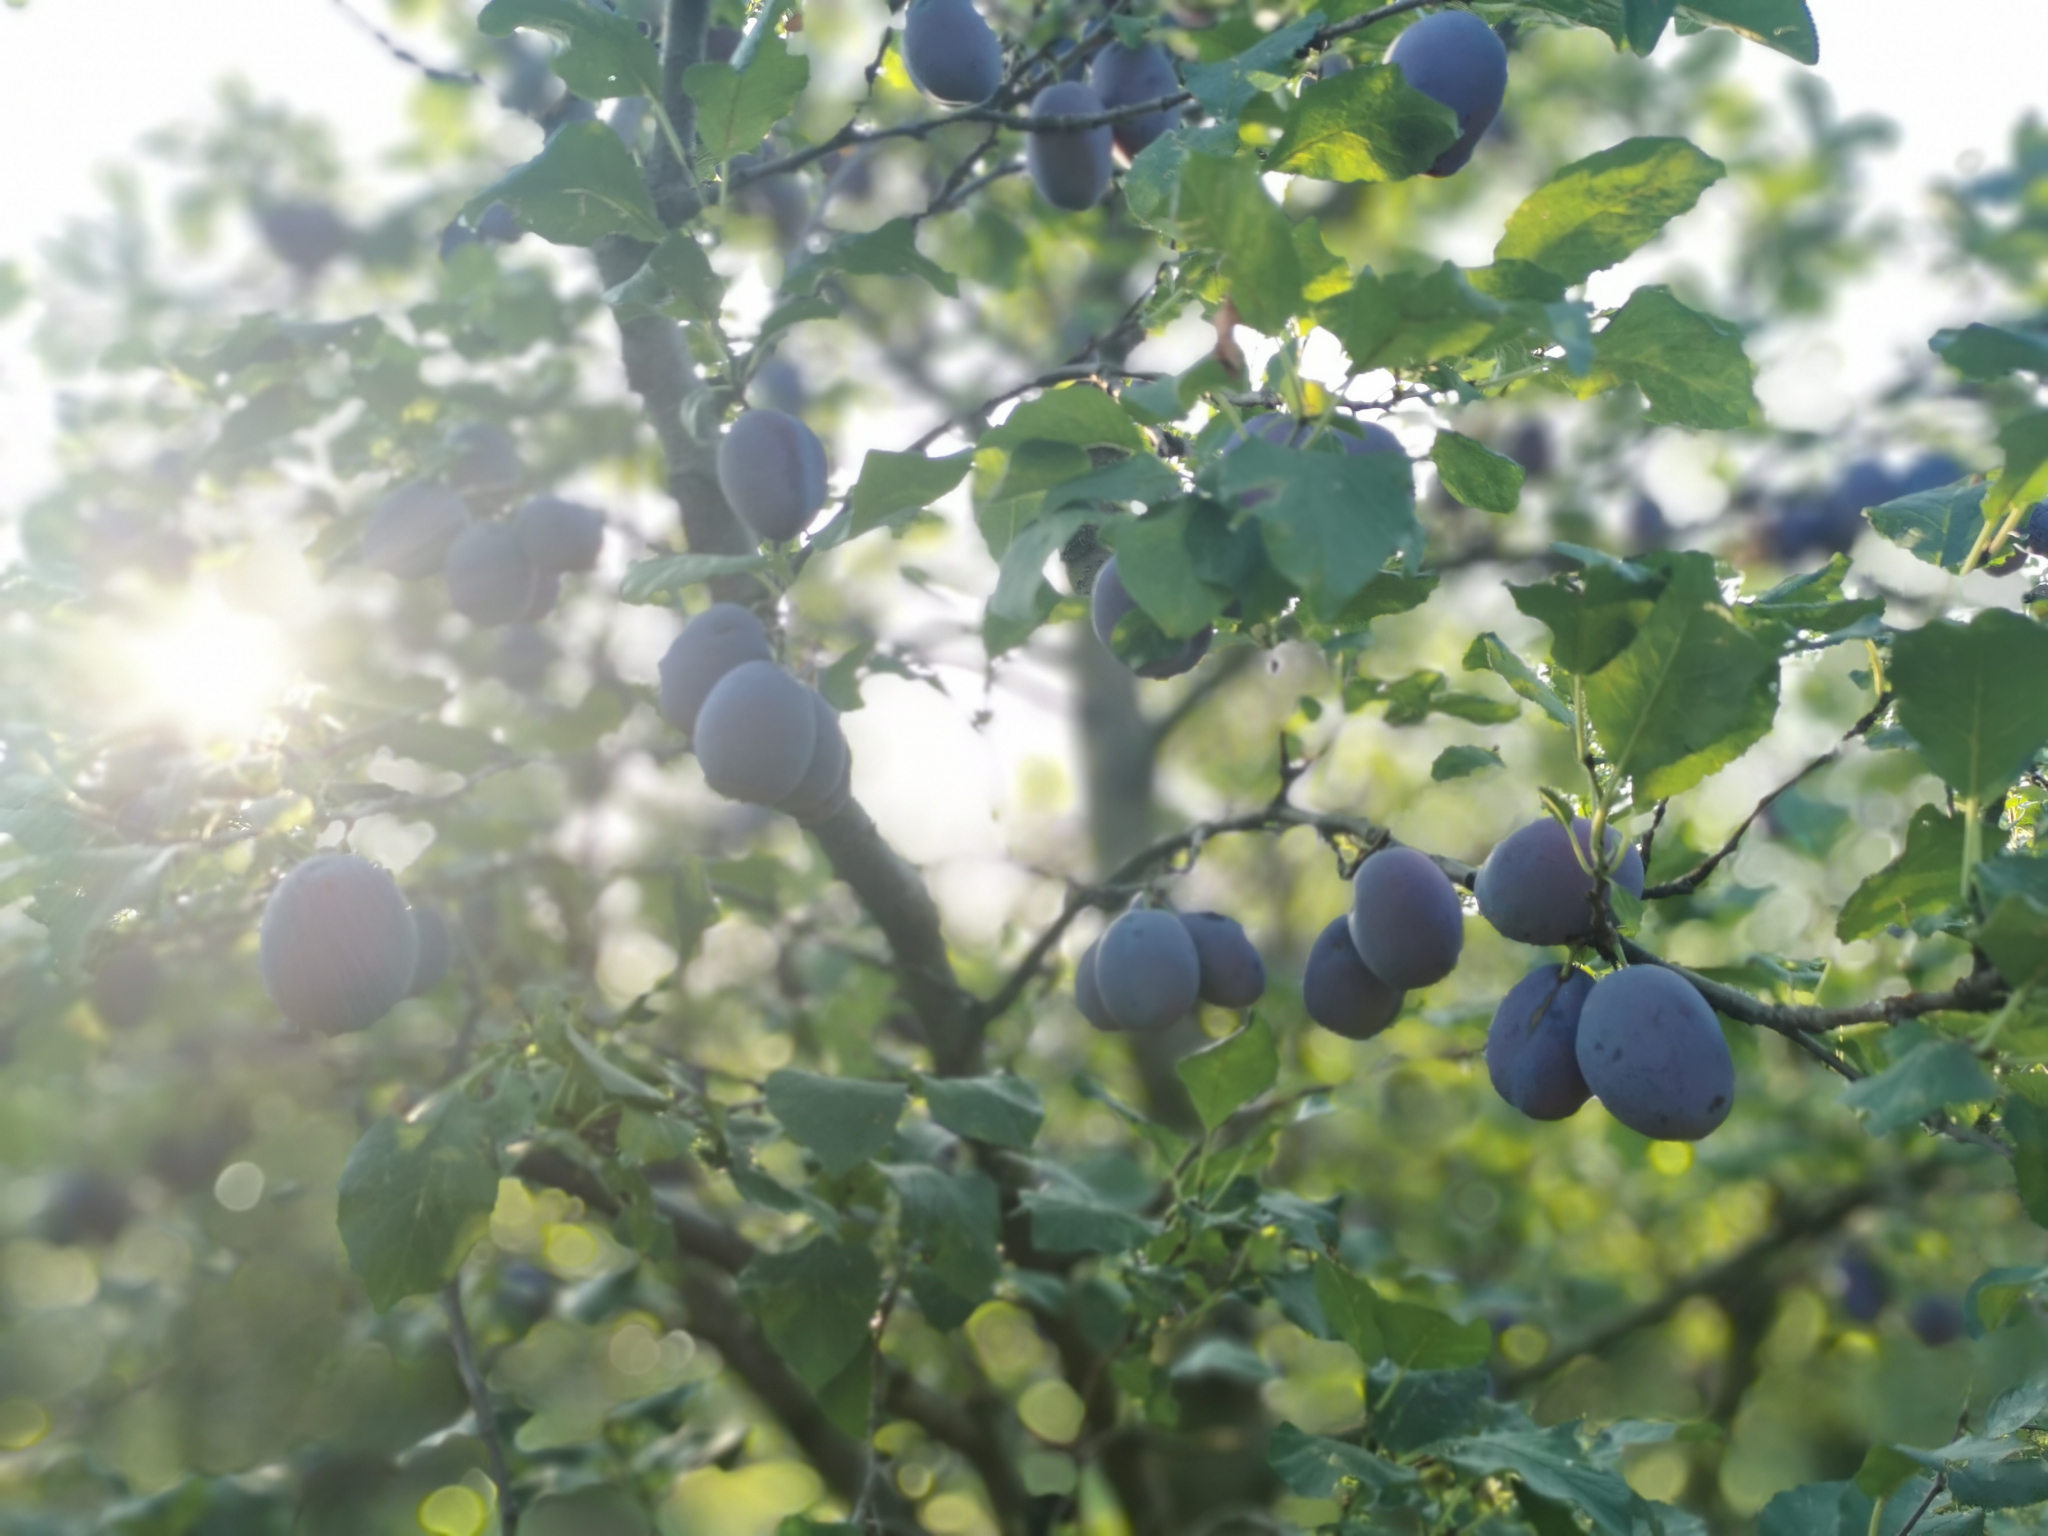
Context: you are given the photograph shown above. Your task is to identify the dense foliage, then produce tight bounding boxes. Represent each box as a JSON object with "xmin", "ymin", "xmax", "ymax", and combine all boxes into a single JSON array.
[{"xmin": 9, "ymin": 2, "xmax": 2048, "ymax": 1534}]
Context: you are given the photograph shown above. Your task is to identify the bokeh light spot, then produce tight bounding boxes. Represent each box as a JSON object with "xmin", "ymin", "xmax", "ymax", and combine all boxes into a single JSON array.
[
  {"xmin": 417, "ymin": 1484, "xmax": 488, "ymax": 1536},
  {"xmin": 0, "ymin": 1399, "xmax": 51, "ymax": 1450},
  {"xmin": 213, "ymin": 1161, "xmax": 264, "ymax": 1212},
  {"xmin": 1649, "ymin": 1141, "xmax": 1696, "ymax": 1176}
]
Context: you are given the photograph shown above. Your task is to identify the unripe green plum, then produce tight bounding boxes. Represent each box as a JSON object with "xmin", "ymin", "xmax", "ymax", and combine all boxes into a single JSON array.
[
  {"xmin": 1385, "ymin": 10, "xmax": 1508, "ymax": 177},
  {"xmin": 1027, "ymin": 82, "xmax": 1114, "ymax": 212},
  {"xmin": 1575, "ymin": 966, "xmax": 1734, "ymax": 1141},
  {"xmin": 513, "ymin": 495, "xmax": 605, "ymax": 573},
  {"xmin": 902, "ymin": 0, "xmax": 1003, "ymax": 106},
  {"xmin": 259, "ymin": 852, "xmax": 420, "ymax": 1035},
  {"xmin": 1475, "ymin": 816, "xmax": 1644, "ymax": 949},
  {"xmin": 361, "ymin": 481, "xmax": 470, "ymax": 579},
  {"xmin": 1176, "ymin": 912, "xmax": 1266, "ymax": 1009},
  {"xmin": 1348, "ymin": 846, "xmax": 1464, "ymax": 990},
  {"xmin": 1090, "ymin": 555, "xmax": 1211, "ymax": 679},
  {"xmin": 1094, "ymin": 908, "xmax": 1202, "ymax": 1033},
  {"xmin": 1485, "ymin": 965, "xmax": 1594, "ymax": 1121},
  {"xmin": 444, "ymin": 523, "xmax": 543, "ymax": 627},
  {"xmin": 693, "ymin": 660, "xmax": 821, "ymax": 804},
  {"xmin": 717, "ymin": 409, "xmax": 829, "ymax": 543},
  {"xmin": 89, "ymin": 940, "xmax": 162, "ymax": 1031},
  {"xmin": 408, "ymin": 904, "xmax": 453, "ymax": 997},
  {"xmin": 658, "ymin": 603, "xmax": 776, "ymax": 735},
  {"xmin": 1089, "ymin": 42, "xmax": 1179, "ymax": 158},
  {"xmin": 1302, "ymin": 916, "xmax": 1404, "ymax": 1040}
]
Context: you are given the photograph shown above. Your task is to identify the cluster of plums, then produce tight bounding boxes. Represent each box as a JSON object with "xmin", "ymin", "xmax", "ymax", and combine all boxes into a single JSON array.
[
  {"xmin": 1091, "ymin": 411, "xmax": 1405, "ymax": 680},
  {"xmin": 717, "ymin": 408, "xmax": 831, "ymax": 543},
  {"xmin": 1074, "ymin": 907, "xmax": 1267, "ymax": 1032},
  {"xmin": 360, "ymin": 422, "xmax": 607, "ymax": 627},
  {"xmin": 1763, "ymin": 452, "xmax": 1963, "ymax": 563},
  {"xmin": 899, "ymin": 4, "xmax": 1507, "ymax": 213},
  {"xmin": 257, "ymin": 852, "xmax": 452, "ymax": 1035},
  {"xmin": 657, "ymin": 603, "xmax": 853, "ymax": 822},
  {"xmin": 1293, "ymin": 815, "xmax": 1736, "ymax": 1143},
  {"xmin": 1837, "ymin": 1248, "xmax": 1967, "ymax": 1347}
]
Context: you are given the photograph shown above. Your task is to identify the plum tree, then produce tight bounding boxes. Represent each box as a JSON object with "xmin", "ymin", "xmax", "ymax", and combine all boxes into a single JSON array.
[
  {"xmin": 901, "ymin": 0, "xmax": 1004, "ymax": 107},
  {"xmin": 658, "ymin": 603, "xmax": 776, "ymax": 735},
  {"xmin": 1093, "ymin": 908, "xmax": 1202, "ymax": 1033},
  {"xmin": 1384, "ymin": 10, "xmax": 1509, "ymax": 177},
  {"xmin": 253, "ymin": 198, "xmax": 352, "ymax": 273},
  {"xmin": 1026, "ymin": 83, "xmax": 1115, "ymax": 212},
  {"xmin": 692, "ymin": 660, "xmax": 821, "ymax": 804},
  {"xmin": 1575, "ymin": 965, "xmax": 1735, "ymax": 1141},
  {"xmin": 717, "ymin": 409, "xmax": 829, "ymax": 542},
  {"xmin": 1302, "ymin": 916, "xmax": 1405, "ymax": 1040},
  {"xmin": 1090, "ymin": 555, "xmax": 1212, "ymax": 678},
  {"xmin": 776, "ymin": 690, "xmax": 852, "ymax": 823},
  {"xmin": 360, "ymin": 481, "xmax": 469, "ymax": 579},
  {"xmin": 513, "ymin": 495, "xmax": 606, "ymax": 573},
  {"xmin": 1347, "ymin": 846, "xmax": 1464, "ymax": 990},
  {"xmin": 407, "ymin": 904, "xmax": 452, "ymax": 998},
  {"xmin": 1476, "ymin": 815, "xmax": 1645, "ymax": 948},
  {"xmin": 444, "ymin": 522, "xmax": 543, "ymax": 626},
  {"xmin": 88, "ymin": 940, "xmax": 161, "ymax": 1032},
  {"xmin": 1485, "ymin": 964, "xmax": 1595, "ymax": 1120},
  {"xmin": 1089, "ymin": 42, "xmax": 1180, "ymax": 158},
  {"xmin": 257, "ymin": 852, "xmax": 420, "ymax": 1035},
  {"xmin": 1176, "ymin": 911, "xmax": 1266, "ymax": 1009}
]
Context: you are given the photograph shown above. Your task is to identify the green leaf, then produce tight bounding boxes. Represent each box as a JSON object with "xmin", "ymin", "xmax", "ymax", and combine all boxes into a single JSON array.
[
  {"xmin": 1496, "ymin": 137, "xmax": 1725, "ymax": 287},
  {"xmin": 1267, "ymin": 1423, "xmax": 1417, "ymax": 1502},
  {"xmin": 1432, "ymin": 1426, "xmax": 1669, "ymax": 1536},
  {"xmin": 1171, "ymin": 149, "xmax": 1303, "ymax": 334},
  {"xmin": 1371, "ymin": 1366, "xmax": 1491, "ymax": 1453},
  {"xmin": 1104, "ymin": 501, "xmax": 1228, "ymax": 639},
  {"xmin": 1839, "ymin": 1039, "xmax": 1998, "ymax": 1136},
  {"xmin": 1836, "ymin": 805, "xmax": 1966, "ymax": 941},
  {"xmin": 2007, "ymin": 1098, "xmax": 2048, "ymax": 1229},
  {"xmin": 1312, "ymin": 1257, "xmax": 1385, "ymax": 1365},
  {"xmin": 1377, "ymin": 1299, "xmax": 1493, "ymax": 1370},
  {"xmin": 1747, "ymin": 553, "xmax": 1887, "ymax": 635},
  {"xmin": 1624, "ymin": 0, "xmax": 1680, "ymax": 51},
  {"xmin": 739, "ymin": 1236, "xmax": 881, "ymax": 1391},
  {"xmin": 619, "ymin": 551, "xmax": 771, "ymax": 605},
  {"xmin": 1891, "ymin": 609, "xmax": 2048, "ymax": 803},
  {"xmin": 1675, "ymin": 0, "xmax": 1818, "ymax": 65},
  {"xmin": 1934, "ymin": 322, "xmax": 2048, "ymax": 380},
  {"xmin": 337, "ymin": 1094, "xmax": 500, "ymax": 1311},
  {"xmin": 1432, "ymin": 745, "xmax": 1505, "ymax": 781},
  {"xmin": 1591, "ymin": 285, "xmax": 1758, "ymax": 429},
  {"xmin": 1318, "ymin": 264, "xmax": 1505, "ymax": 374},
  {"xmin": 848, "ymin": 448, "xmax": 973, "ymax": 539},
  {"xmin": 1582, "ymin": 553, "xmax": 1776, "ymax": 798},
  {"xmin": 1431, "ymin": 431, "xmax": 1524, "ymax": 514},
  {"xmin": 686, "ymin": 37, "xmax": 811, "ymax": 165},
  {"xmin": 981, "ymin": 385, "xmax": 1148, "ymax": 456},
  {"xmin": 986, "ymin": 507, "xmax": 1093, "ymax": 630},
  {"xmin": 1854, "ymin": 1444, "xmax": 1926, "ymax": 1501},
  {"xmin": 763, "ymin": 1070, "xmax": 909, "ymax": 1177},
  {"xmin": 918, "ymin": 1071, "xmax": 1045, "ymax": 1150},
  {"xmin": 1510, "ymin": 559, "xmax": 1662, "ymax": 676},
  {"xmin": 880, "ymin": 1164, "xmax": 1001, "ymax": 1301},
  {"xmin": 1349, "ymin": 670, "xmax": 1520, "ymax": 727},
  {"xmin": 792, "ymin": 217, "xmax": 958, "ymax": 299},
  {"xmin": 1181, "ymin": 15, "xmax": 1322, "ymax": 119},
  {"xmin": 478, "ymin": 0, "xmax": 662, "ymax": 98},
  {"xmin": 463, "ymin": 121, "xmax": 665, "ymax": 246},
  {"xmin": 1219, "ymin": 437, "xmax": 1418, "ymax": 613},
  {"xmin": 1754, "ymin": 1483, "xmax": 1889, "ymax": 1536},
  {"xmin": 1266, "ymin": 63, "xmax": 1461, "ymax": 183},
  {"xmin": 1988, "ymin": 1370, "xmax": 2048, "ymax": 1437},
  {"xmin": 1974, "ymin": 855, "xmax": 2048, "ymax": 988},
  {"xmin": 1988, "ymin": 410, "xmax": 2048, "ymax": 520},
  {"xmin": 1866, "ymin": 480, "xmax": 1986, "ymax": 573},
  {"xmin": 1177, "ymin": 1016, "xmax": 1279, "ymax": 1129},
  {"xmin": 1020, "ymin": 1191, "xmax": 1161, "ymax": 1255},
  {"xmin": 1323, "ymin": 569, "xmax": 1439, "ymax": 630},
  {"xmin": 1463, "ymin": 632, "xmax": 1574, "ymax": 727}
]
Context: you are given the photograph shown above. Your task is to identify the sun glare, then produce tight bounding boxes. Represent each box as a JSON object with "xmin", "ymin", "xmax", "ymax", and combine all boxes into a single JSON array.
[{"xmin": 119, "ymin": 593, "xmax": 292, "ymax": 746}]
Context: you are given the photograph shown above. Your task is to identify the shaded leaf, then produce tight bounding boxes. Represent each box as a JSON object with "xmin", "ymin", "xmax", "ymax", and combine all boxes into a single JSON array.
[
  {"xmin": 1268, "ymin": 1422, "xmax": 1417, "ymax": 1501},
  {"xmin": 337, "ymin": 1094, "xmax": 499, "ymax": 1311},
  {"xmin": 1432, "ymin": 745, "xmax": 1505, "ymax": 781},
  {"xmin": 619, "ymin": 551, "xmax": 771, "ymax": 605},
  {"xmin": 1463, "ymin": 632, "xmax": 1574, "ymax": 727},
  {"xmin": 763, "ymin": 1070, "xmax": 909, "ymax": 1177},
  {"xmin": 1590, "ymin": 285, "xmax": 1758, "ymax": 429},
  {"xmin": 478, "ymin": 0, "xmax": 662, "ymax": 98},
  {"xmin": 1839, "ymin": 1039, "xmax": 1997, "ymax": 1136},
  {"xmin": 463, "ymin": 121, "xmax": 664, "ymax": 246},
  {"xmin": 1866, "ymin": 480, "xmax": 1987, "ymax": 573},
  {"xmin": 686, "ymin": 37, "xmax": 810, "ymax": 165},
  {"xmin": 1836, "ymin": 805, "xmax": 1965, "ymax": 941},
  {"xmin": 1432, "ymin": 430, "xmax": 1523, "ymax": 514},
  {"xmin": 739, "ymin": 1236, "xmax": 881, "ymax": 1390},
  {"xmin": 792, "ymin": 217, "xmax": 957, "ymax": 299},
  {"xmin": 1319, "ymin": 263, "xmax": 1505, "ymax": 374},
  {"xmin": 1890, "ymin": 609, "xmax": 2048, "ymax": 803},
  {"xmin": 919, "ymin": 1072, "xmax": 1045, "ymax": 1150},
  {"xmin": 1219, "ymin": 437, "xmax": 1417, "ymax": 613},
  {"xmin": 1934, "ymin": 322, "xmax": 2048, "ymax": 380},
  {"xmin": 1181, "ymin": 16, "xmax": 1322, "ymax": 119},
  {"xmin": 1177, "ymin": 1016, "xmax": 1279, "ymax": 1130},
  {"xmin": 848, "ymin": 448, "xmax": 973, "ymax": 539}
]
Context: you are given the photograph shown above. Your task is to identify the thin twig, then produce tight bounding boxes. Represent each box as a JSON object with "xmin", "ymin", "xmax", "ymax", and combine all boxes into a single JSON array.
[
  {"xmin": 1895, "ymin": 1472, "xmax": 1949, "ymax": 1536},
  {"xmin": 325, "ymin": 0, "xmax": 482, "ymax": 85},
  {"xmin": 444, "ymin": 1280, "xmax": 520, "ymax": 1536}
]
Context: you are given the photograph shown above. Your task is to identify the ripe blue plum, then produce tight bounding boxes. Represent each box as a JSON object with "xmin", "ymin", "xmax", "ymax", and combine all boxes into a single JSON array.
[
  {"xmin": 658, "ymin": 603, "xmax": 776, "ymax": 734},
  {"xmin": 752, "ymin": 356, "xmax": 807, "ymax": 416},
  {"xmin": 513, "ymin": 495, "xmax": 605, "ymax": 573},
  {"xmin": 476, "ymin": 202, "xmax": 524, "ymax": 243},
  {"xmin": 361, "ymin": 481, "xmax": 470, "ymax": 579},
  {"xmin": 1089, "ymin": 555, "xmax": 1211, "ymax": 679},
  {"xmin": 255, "ymin": 199, "xmax": 352, "ymax": 272},
  {"xmin": 523, "ymin": 570, "xmax": 562, "ymax": 622},
  {"xmin": 446, "ymin": 422, "xmax": 524, "ymax": 500},
  {"xmin": 1348, "ymin": 846, "xmax": 1464, "ymax": 990},
  {"xmin": 1475, "ymin": 816, "xmax": 1644, "ymax": 948},
  {"xmin": 495, "ymin": 624, "xmax": 557, "ymax": 691},
  {"xmin": 1575, "ymin": 966, "xmax": 1735, "ymax": 1141},
  {"xmin": 1026, "ymin": 83, "xmax": 1114, "ymax": 212},
  {"xmin": 777, "ymin": 689, "xmax": 852, "ymax": 823},
  {"xmin": 1074, "ymin": 939, "xmax": 1118, "ymax": 1031},
  {"xmin": 444, "ymin": 523, "xmax": 543, "ymax": 627},
  {"xmin": 1177, "ymin": 911, "xmax": 1266, "ymax": 1009},
  {"xmin": 693, "ymin": 660, "xmax": 821, "ymax": 805},
  {"xmin": 89, "ymin": 941, "xmax": 162, "ymax": 1031},
  {"xmin": 1302, "ymin": 916, "xmax": 1405, "ymax": 1041},
  {"xmin": 1507, "ymin": 421, "xmax": 1552, "ymax": 480},
  {"xmin": 706, "ymin": 25, "xmax": 742, "ymax": 62},
  {"xmin": 902, "ymin": 0, "xmax": 1003, "ymax": 106},
  {"xmin": 1908, "ymin": 1295, "xmax": 1966, "ymax": 1347},
  {"xmin": 1089, "ymin": 42, "xmax": 1180, "ymax": 158},
  {"xmin": 1094, "ymin": 908, "xmax": 1202, "ymax": 1033},
  {"xmin": 259, "ymin": 852, "xmax": 420, "ymax": 1035},
  {"xmin": 37, "ymin": 1170, "xmax": 134, "ymax": 1247},
  {"xmin": 717, "ymin": 409, "xmax": 829, "ymax": 543},
  {"xmin": 1893, "ymin": 452, "xmax": 1965, "ymax": 498},
  {"xmin": 1838, "ymin": 1249, "xmax": 1889, "ymax": 1322},
  {"xmin": 1485, "ymin": 965, "xmax": 1595, "ymax": 1120},
  {"xmin": 408, "ymin": 904, "xmax": 452, "ymax": 997},
  {"xmin": 1385, "ymin": 11, "xmax": 1508, "ymax": 177},
  {"xmin": 2022, "ymin": 502, "xmax": 2048, "ymax": 558}
]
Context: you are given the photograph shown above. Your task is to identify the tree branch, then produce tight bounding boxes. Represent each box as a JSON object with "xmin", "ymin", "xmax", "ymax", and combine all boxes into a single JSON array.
[
  {"xmin": 445, "ymin": 1280, "xmax": 521, "ymax": 1536},
  {"xmin": 649, "ymin": 0, "xmax": 711, "ymax": 224}
]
